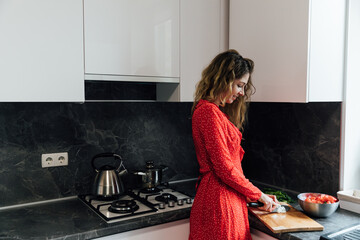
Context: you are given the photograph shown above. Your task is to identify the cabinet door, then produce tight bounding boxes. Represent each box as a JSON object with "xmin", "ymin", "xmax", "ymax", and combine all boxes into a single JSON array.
[
  {"xmin": 178, "ymin": 0, "xmax": 228, "ymax": 102},
  {"xmin": 250, "ymin": 228, "xmax": 278, "ymax": 240},
  {"xmin": 84, "ymin": 0, "xmax": 179, "ymax": 82},
  {"xmin": 230, "ymin": 0, "xmax": 309, "ymax": 102},
  {"xmin": 0, "ymin": 0, "xmax": 84, "ymax": 102},
  {"xmin": 229, "ymin": 0, "xmax": 345, "ymax": 103},
  {"xmin": 94, "ymin": 219, "xmax": 190, "ymax": 240},
  {"xmin": 307, "ymin": 0, "xmax": 345, "ymax": 102}
]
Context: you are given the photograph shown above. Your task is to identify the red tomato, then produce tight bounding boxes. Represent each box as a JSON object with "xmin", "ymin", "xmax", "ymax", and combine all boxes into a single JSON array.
[
  {"xmin": 327, "ymin": 196, "xmax": 337, "ymax": 203},
  {"xmin": 304, "ymin": 193, "xmax": 337, "ymax": 204}
]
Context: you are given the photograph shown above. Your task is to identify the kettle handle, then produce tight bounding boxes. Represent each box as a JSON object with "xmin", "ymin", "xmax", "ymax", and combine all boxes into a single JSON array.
[{"xmin": 91, "ymin": 153, "xmax": 123, "ymax": 172}]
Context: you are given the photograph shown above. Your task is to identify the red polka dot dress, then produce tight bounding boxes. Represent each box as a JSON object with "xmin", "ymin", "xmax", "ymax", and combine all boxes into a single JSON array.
[{"xmin": 189, "ymin": 99, "xmax": 262, "ymax": 240}]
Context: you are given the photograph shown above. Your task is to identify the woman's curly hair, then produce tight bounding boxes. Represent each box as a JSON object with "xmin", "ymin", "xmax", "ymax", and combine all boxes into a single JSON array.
[{"xmin": 191, "ymin": 49, "xmax": 255, "ymax": 130}]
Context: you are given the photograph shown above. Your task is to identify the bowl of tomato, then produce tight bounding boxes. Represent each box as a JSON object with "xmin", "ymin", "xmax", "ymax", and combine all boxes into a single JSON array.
[{"xmin": 297, "ymin": 193, "xmax": 339, "ymax": 217}]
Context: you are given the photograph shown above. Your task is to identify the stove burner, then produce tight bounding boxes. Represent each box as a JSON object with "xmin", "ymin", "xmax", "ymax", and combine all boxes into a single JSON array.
[
  {"xmin": 155, "ymin": 193, "xmax": 178, "ymax": 203},
  {"xmin": 140, "ymin": 187, "xmax": 161, "ymax": 194},
  {"xmin": 108, "ymin": 199, "xmax": 139, "ymax": 214}
]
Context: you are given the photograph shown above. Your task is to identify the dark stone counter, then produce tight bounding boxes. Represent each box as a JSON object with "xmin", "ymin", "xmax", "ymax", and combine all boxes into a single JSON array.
[
  {"xmin": 0, "ymin": 196, "xmax": 191, "ymax": 240},
  {"xmin": 248, "ymin": 181, "xmax": 360, "ymax": 239},
  {"xmin": 1, "ymin": 180, "xmax": 360, "ymax": 240},
  {"xmin": 249, "ymin": 203, "xmax": 360, "ymax": 240}
]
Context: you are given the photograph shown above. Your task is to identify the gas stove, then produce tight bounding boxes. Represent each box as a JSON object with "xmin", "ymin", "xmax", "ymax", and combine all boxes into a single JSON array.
[{"xmin": 78, "ymin": 185, "xmax": 193, "ymax": 224}]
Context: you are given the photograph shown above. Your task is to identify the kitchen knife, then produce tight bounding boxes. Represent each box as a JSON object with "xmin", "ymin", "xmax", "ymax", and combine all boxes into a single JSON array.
[{"xmin": 247, "ymin": 201, "xmax": 290, "ymax": 213}]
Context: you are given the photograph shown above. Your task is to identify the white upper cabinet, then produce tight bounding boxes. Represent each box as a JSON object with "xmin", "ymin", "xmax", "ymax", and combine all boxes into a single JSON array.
[
  {"xmin": 84, "ymin": 0, "xmax": 179, "ymax": 83},
  {"xmin": 229, "ymin": 0, "xmax": 346, "ymax": 102},
  {"xmin": 158, "ymin": 0, "xmax": 228, "ymax": 102},
  {"xmin": 0, "ymin": 0, "xmax": 84, "ymax": 102},
  {"xmin": 177, "ymin": 0, "xmax": 228, "ymax": 102}
]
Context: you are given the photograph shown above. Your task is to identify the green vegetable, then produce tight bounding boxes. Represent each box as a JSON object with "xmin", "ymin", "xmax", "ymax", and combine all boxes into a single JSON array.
[{"xmin": 262, "ymin": 188, "xmax": 295, "ymax": 203}]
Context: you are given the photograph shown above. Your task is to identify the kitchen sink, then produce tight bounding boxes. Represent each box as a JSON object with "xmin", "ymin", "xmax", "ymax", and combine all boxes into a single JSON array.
[{"xmin": 320, "ymin": 223, "xmax": 360, "ymax": 240}]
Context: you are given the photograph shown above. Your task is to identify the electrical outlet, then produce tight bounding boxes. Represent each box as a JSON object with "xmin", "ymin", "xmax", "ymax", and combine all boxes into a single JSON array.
[
  {"xmin": 41, "ymin": 152, "xmax": 68, "ymax": 168},
  {"xmin": 41, "ymin": 154, "xmax": 54, "ymax": 167}
]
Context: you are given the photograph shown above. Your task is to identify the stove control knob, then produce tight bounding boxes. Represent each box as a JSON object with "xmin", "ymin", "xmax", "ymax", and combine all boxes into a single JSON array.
[
  {"xmin": 168, "ymin": 201, "xmax": 175, "ymax": 207},
  {"xmin": 177, "ymin": 199, "xmax": 184, "ymax": 206},
  {"xmin": 159, "ymin": 203, "xmax": 165, "ymax": 209},
  {"xmin": 186, "ymin": 198, "xmax": 192, "ymax": 204}
]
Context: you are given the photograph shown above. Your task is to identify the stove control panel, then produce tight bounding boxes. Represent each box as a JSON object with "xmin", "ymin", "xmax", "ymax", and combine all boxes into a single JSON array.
[{"xmin": 155, "ymin": 198, "xmax": 193, "ymax": 210}]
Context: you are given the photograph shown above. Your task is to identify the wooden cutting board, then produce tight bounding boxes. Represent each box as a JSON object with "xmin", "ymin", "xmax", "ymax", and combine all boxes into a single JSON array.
[{"xmin": 248, "ymin": 203, "xmax": 324, "ymax": 233}]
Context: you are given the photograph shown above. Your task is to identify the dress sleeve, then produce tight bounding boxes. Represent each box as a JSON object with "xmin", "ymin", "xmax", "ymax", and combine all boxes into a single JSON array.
[{"xmin": 196, "ymin": 106, "xmax": 262, "ymax": 201}]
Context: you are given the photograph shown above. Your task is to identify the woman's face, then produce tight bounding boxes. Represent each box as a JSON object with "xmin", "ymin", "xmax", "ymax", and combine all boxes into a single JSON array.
[{"xmin": 225, "ymin": 73, "xmax": 249, "ymax": 104}]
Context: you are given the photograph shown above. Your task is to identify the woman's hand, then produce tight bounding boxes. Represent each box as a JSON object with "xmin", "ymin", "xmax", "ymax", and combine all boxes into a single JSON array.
[{"xmin": 258, "ymin": 193, "xmax": 280, "ymax": 212}]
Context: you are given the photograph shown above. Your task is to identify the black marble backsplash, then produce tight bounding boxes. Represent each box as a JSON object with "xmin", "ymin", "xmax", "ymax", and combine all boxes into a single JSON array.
[
  {"xmin": 0, "ymin": 102, "xmax": 198, "ymax": 207},
  {"xmin": 0, "ymin": 101, "xmax": 341, "ymax": 207},
  {"xmin": 242, "ymin": 102, "xmax": 341, "ymax": 196}
]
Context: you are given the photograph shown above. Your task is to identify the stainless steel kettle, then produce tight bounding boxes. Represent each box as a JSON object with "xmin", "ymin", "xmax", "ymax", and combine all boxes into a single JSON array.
[{"xmin": 91, "ymin": 153, "xmax": 127, "ymax": 199}]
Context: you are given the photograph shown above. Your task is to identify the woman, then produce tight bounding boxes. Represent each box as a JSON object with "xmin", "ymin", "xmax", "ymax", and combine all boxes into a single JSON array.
[{"xmin": 189, "ymin": 49, "xmax": 278, "ymax": 240}]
